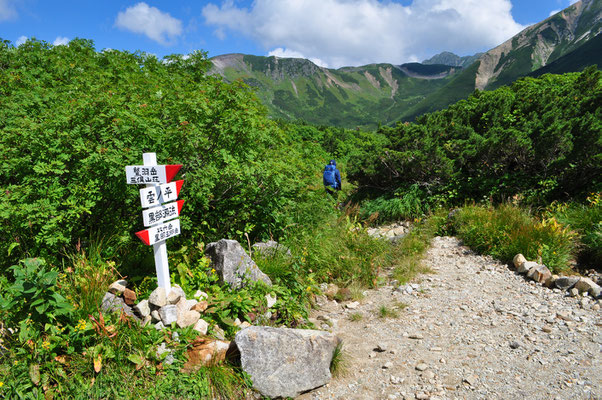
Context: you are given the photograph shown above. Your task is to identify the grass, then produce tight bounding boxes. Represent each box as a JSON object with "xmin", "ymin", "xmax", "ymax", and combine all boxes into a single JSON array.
[
  {"xmin": 377, "ymin": 305, "xmax": 399, "ymax": 319},
  {"xmin": 348, "ymin": 312, "xmax": 363, "ymax": 322},
  {"xmin": 329, "ymin": 341, "xmax": 349, "ymax": 378},
  {"xmin": 389, "ymin": 209, "xmax": 446, "ymax": 284},
  {"xmin": 551, "ymin": 196, "xmax": 602, "ymax": 268},
  {"xmin": 452, "ymin": 204, "xmax": 576, "ymax": 273}
]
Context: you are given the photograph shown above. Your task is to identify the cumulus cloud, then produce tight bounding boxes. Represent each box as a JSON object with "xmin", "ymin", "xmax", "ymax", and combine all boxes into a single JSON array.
[
  {"xmin": 202, "ymin": 0, "xmax": 525, "ymax": 68},
  {"xmin": 53, "ymin": 36, "xmax": 70, "ymax": 46},
  {"xmin": 115, "ymin": 2, "xmax": 183, "ymax": 45},
  {"xmin": 0, "ymin": 0, "xmax": 17, "ymax": 21},
  {"xmin": 15, "ymin": 35, "xmax": 27, "ymax": 46}
]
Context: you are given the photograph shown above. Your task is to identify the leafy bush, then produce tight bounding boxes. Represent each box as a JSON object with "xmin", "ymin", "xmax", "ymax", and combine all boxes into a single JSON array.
[
  {"xmin": 348, "ymin": 67, "xmax": 602, "ymax": 207},
  {"xmin": 452, "ymin": 204, "xmax": 575, "ymax": 273},
  {"xmin": 0, "ymin": 38, "xmax": 319, "ymax": 269}
]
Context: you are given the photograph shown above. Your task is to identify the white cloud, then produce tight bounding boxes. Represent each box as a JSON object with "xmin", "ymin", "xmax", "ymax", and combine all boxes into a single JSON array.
[
  {"xmin": 268, "ymin": 47, "xmax": 329, "ymax": 68},
  {"xmin": 115, "ymin": 2, "xmax": 183, "ymax": 45},
  {"xmin": 202, "ymin": 0, "xmax": 525, "ymax": 68},
  {"xmin": 0, "ymin": 0, "xmax": 17, "ymax": 21},
  {"xmin": 549, "ymin": 9, "xmax": 561, "ymax": 16},
  {"xmin": 15, "ymin": 35, "xmax": 27, "ymax": 46},
  {"xmin": 53, "ymin": 36, "xmax": 70, "ymax": 46}
]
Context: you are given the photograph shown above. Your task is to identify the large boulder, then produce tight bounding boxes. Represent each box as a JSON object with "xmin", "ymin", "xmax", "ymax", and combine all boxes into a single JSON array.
[
  {"xmin": 235, "ymin": 326, "xmax": 339, "ymax": 398},
  {"xmin": 205, "ymin": 239, "xmax": 272, "ymax": 289}
]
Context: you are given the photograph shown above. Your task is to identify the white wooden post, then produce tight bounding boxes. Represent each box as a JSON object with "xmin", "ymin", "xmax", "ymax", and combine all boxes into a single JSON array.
[{"xmin": 143, "ymin": 152, "xmax": 172, "ymax": 292}]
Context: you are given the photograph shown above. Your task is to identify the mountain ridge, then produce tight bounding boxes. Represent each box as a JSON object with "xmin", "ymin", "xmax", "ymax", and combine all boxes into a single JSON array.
[{"xmin": 208, "ymin": 0, "xmax": 601, "ymax": 127}]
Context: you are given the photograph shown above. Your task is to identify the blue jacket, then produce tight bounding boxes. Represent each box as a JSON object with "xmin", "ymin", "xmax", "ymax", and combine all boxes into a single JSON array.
[{"xmin": 323, "ymin": 160, "xmax": 342, "ymax": 190}]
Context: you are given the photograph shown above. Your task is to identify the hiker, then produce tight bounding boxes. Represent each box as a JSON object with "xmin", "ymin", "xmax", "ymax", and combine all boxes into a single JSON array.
[{"xmin": 323, "ymin": 159, "xmax": 341, "ymax": 197}]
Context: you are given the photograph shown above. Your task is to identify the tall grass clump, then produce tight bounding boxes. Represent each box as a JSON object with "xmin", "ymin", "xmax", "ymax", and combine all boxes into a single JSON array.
[
  {"xmin": 452, "ymin": 204, "xmax": 575, "ymax": 273},
  {"xmin": 360, "ymin": 184, "xmax": 431, "ymax": 223},
  {"xmin": 390, "ymin": 209, "xmax": 448, "ymax": 284},
  {"xmin": 552, "ymin": 194, "xmax": 602, "ymax": 268}
]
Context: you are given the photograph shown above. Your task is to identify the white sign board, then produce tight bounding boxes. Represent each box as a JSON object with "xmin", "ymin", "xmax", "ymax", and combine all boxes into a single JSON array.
[
  {"xmin": 142, "ymin": 200, "xmax": 183, "ymax": 227},
  {"xmin": 125, "ymin": 164, "xmax": 182, "ymax": 185},
  {"xmin": 136, "ymin": 219, "xmax": 181, "ymax": 246},
  {"xmin": 139, "ymin": 180, "xmax": 182, "ymax": 208}
]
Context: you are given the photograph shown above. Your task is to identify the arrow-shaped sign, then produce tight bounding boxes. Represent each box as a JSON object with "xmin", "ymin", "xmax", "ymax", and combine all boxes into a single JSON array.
[
  {"xmin": 125, "ymin": 164, "xmax": 182, "ymax": 185},
  {"xmin": 136, "ymin": 219, "xmax": 181, "ymax": 246},
  {"xmin": 142, "ymin": 200, "xmax": 184, "ymax": 227},
  {"xmin": 139, "ymin": 180, "xmax": 183, "ymax": 208}
]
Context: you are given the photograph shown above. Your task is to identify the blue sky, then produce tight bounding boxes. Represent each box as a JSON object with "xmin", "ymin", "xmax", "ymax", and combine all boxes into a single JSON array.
[{"xmin": 0, "ymin": 0, "xmax": 581, "ymax": 68}]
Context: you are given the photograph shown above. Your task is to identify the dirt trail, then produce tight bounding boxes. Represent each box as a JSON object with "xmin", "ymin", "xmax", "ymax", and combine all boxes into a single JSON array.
[{"xmin": 299, "ymin": 236, "xmax": 601, "ymax": 400}]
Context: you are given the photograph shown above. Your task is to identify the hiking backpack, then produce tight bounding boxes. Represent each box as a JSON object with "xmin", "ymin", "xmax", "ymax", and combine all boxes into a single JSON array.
[{"xmin": 323, "ymin": 165, "xmax": 336, "ymax": 187}]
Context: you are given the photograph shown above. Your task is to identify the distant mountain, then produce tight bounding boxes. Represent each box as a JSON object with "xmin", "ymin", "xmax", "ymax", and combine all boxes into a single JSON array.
[
  {"xmin": 422, "ymin": 51, "xmax": 483, "ymax": 68},
  {"xmin": 209, "ymin": 0, "xmax": 601, "ymax": 127},
  {"xmin": 209, "ymin": 54, "xmax": 460, "ymax": 129},
  {"xmin": 405, "ymin": 0, "xmax": 602, "ymax": 120}
]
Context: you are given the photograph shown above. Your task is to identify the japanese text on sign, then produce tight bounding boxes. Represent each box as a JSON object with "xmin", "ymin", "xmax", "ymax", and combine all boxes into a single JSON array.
[
  {"xmin": 142, "ymin": 200, "xmax": 183, "ymax": 227},
  {"xmin": 139, "ymin": 180, "xmax": 182, "ymax": 208}
]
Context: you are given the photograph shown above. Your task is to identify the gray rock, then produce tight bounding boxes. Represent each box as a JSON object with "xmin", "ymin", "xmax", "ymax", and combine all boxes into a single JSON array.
[
  {"xmin": 589, "ymin": 285, "xmax": 601, "ymax": 298},
  {"xmin": 149, "ymin": 287, "xmax": 167, "ymax": 307},
  {"xmin": 234, "ymin": 326, "xmax": 339, "ymax": 399},
  {"xmin": 108, "ymin": 281, "xmax": 127, "ymax": 295},
  {"xmin": 252, "ymin": 240, "xmax": 292, "ymax": 257},
  {"xmin": 133, "ymin": 299, "xmax": 151, "ymax": 318},
  {"xmin": 555, "ymin": 276, "xmax": 580, "ymax": 290},
  {"xmin": 265, "ymin": 294, "xmax": 277, "ymax": 308},
  {"xmin": 527, "ymin": 264, "xmax": 552, "ymax": 284},
  {"xmin": 159, "ymin": 305, "xmax": 178, "ymax": 326},
  {"xmin": 513, "ymin": 254, "xmax": 527, "ymax": 270},
  {"xmin": 569, "ymin": 288, "xmax": 580, "ymax": 297},
  {"xmin": 575, "ymin": 277, "xmax": 600, "ymax": 294},
  {"xmin": 177, "ymin": 310, "xmax": 201, "ymax": 328},
  {"xmin": 154, "ymin": 321, "xmax": 165, "ymax": 331},
  {"xmin": 167, "ymin": 285, "xmax": 186, "ymax": 305},
  {"xmin": 193, "ymin": 319, "xmax": 209, "ymax": 335},
  {"xmin": 518, "ymin": 261, "xmax": 538, "ymax": 274},
  {"xmin": 101, "ymin": 292, "xmax": 138, "ymax": 320},
  {"xmin": 151, "ymin": 310, "xmax": 161, "ymax": 323},
  {"xmin": 205, "ymin": 239, "xmax": 272, "ymax": 289}
]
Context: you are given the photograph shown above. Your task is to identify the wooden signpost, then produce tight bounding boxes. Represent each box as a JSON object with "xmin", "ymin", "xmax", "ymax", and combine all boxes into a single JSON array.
[{"xmin": 126, "ymin": 153, "xmax": 184, "ymax": 292}]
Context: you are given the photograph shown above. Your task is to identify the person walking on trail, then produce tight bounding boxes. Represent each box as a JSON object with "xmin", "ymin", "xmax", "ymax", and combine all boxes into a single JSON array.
[{"xmin": 323, "ymin": 159, "xmax": 341, "ymax": 197}]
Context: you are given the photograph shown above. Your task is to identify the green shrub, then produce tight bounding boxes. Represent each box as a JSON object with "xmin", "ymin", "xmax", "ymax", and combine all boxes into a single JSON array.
[
  {"xmin": 551, "ymin": 194, "xmax": 602, "ymax": 268},
  {"xmin": 453, "ymin": 204, "xmax": 575, "ymax": 273},
  {"xmin": 360, "ymin": 184, "xmax": 430, "ymax": 223}
]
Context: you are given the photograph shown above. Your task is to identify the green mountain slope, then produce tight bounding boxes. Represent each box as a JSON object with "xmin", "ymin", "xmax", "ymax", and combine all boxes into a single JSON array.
[
  {"xmin": 406, "ymin": 0, "xmax": 602, "ymax": 120},
  {"xmin": 529, "ymin": 33, "xmax": 602, "ymax": 77},
  {"xmin": 209, "ymin": 54, "xmax": 459, "ymax": 129}
]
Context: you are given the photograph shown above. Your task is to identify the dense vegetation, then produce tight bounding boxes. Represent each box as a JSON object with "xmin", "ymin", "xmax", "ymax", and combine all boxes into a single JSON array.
[
  {"xmin": 0, "ymin": 37, "xmax": 600, "ymax": 399},
  {"xmin": 349, "ymin": 67, "xmax": 601, "ymax": 207}
]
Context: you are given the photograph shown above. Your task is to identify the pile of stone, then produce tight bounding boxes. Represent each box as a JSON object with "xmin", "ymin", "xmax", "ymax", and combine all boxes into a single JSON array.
[
  {"xmin": 366, "ymin": 221, "xmax": 412, "ymax": 243},
  {"xmin": 513, "ymin": 253, "xmax": 601, "ymax": 298}
]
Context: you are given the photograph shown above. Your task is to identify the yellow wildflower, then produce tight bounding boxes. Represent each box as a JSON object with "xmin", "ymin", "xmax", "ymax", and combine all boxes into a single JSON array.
[
  {"xmin": 0, "ymin": 381, "xmax": 4, "ymax": 387},
  {"xmin": 41, "ymin": 341, "xmax": 50, "ymax": 350}
]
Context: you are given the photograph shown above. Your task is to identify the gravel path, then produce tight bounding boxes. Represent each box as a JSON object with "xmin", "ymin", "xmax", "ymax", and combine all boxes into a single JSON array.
[{"xmin": 299, "ymin": 236, "xmax": 601, "ymax": 400}]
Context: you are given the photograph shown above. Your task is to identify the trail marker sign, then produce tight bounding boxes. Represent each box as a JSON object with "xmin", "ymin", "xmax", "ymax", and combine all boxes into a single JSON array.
[
  {"xmin": 125, "ymin": 164, "xmax": 182, "ymax": 185},
  {"xmin": 142, "ymin": 200, "xmax": 184, "ymax": 227},
  {"xmin": 136, "ymin": 219, "xmax": 181, "ymax": 246},
  {"xmin": 139, "ymin": 180, "xmax": 183, "ymax": 208},
  {"xmin": 126, "ymin": 153, "xmax": 184, "ymax": 292}
]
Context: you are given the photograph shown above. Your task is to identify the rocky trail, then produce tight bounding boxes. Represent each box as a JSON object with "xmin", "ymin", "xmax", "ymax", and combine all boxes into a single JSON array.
[{"xmin": 299, "ymin": 236, "xmax": 602, "ymax": 400}]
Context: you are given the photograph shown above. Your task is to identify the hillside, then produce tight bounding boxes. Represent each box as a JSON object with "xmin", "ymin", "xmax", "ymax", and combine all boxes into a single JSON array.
[
  {"xmin": 209, "ymin": 0, "xmax": 601, "ymax": 126},
  {"xmin": 405, "ymin": 0, "xmax": 602, "ymax": 120},
  {"xmin": 208, "ymin": 54, "xmax": 459, "ymax": 129}
]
